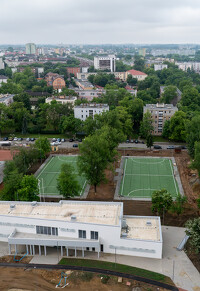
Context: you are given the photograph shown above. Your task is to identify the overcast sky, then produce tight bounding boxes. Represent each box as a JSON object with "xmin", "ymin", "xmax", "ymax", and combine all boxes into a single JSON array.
[{"xmin": 1, "ymin": 0, "xmax": 200, "ymax": 44}]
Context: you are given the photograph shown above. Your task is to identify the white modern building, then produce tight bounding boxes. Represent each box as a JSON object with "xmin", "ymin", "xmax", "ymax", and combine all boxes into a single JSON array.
[
  {"xmin": 0, "ymin": 58, "xmax": 5, "ymax": 70},
  {"xmin": 74, "ymin": 103, "xmax": 109, "ymax": 121},
  {"xmin": 154, "ymin": 64, "xmax": 168, "ymax": 71},
  {"xmin": 0, "ymin": 201, "xmax": 162, "ymax": 259},
  {"xmin": 45, "ymin": 96, "xmax": 77, "ymax": 106},
  {"xmin": 94, "ymin": 55, "xmax": 116, "ymax": 72}
]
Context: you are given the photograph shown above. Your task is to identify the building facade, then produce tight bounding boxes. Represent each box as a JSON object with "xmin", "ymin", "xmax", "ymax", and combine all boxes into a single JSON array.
[
  {"xmin": 25, "ymin": 43, "xmax": 36, "ymax": 55},
  {"xmin": 94, "ymin": 55, "xmax": 116, "ymax": 72},
  {"xmin": 45, "ymin": 96, "xmax": 77, "ymax": 106},
  {"xmin": 0, "ymin": 58, "xmax": 5, "ymax": 70},
  {"xmin": 125, "ymin": 70, "xmax": 147, "ymax": 81},
  {"xmin": 144, "ymin": 103, "xmax": 178, "ymax": 135},
  {"xmin": 74, "ymin": 103, "xmax": 109, "ymax": 121},
  {"xmin": 45, "ymin": 72, "xmax": 65, "ymax": 90},
  {"xmin": 66, "ymin": 67, "xmax": 81, "ymax": 77},
  {"xmin": 0, "ymin": 75, "xmax": 8, "ymax": 86},
  {"xmin": 0, "ymin": 201, "xmax": 162, "ymax": 259}
]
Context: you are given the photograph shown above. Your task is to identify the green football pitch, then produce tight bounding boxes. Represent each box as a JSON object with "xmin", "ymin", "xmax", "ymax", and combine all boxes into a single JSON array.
[
  {"xmin": 120, "ymin": 157, "xmax": 179, "ymax": 198},
  {"xmin": 36, "ymin": 156, "xmax": 87, "ymax": 197}
]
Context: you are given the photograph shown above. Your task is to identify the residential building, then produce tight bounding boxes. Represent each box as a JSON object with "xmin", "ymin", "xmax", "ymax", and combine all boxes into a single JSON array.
[
  {"xmin": 74, "ymin": 103, "xmax": 109, "ymax": 121},
  {"xmin": 25, "ymin": 43, "xmax": 36, "ymax": 55},
  {"xmin": 0, "ymin": 94, "xmax": 14, "ymax": 106},
  {"xmin": 66, "ymin": 67, "xmax": 81, "ymax": 77},
  {"xmin": 154, "ymin": 64, "xmax": 168, "ymax": 71},
  {"xmin": 0, "ymin": 58, "xmax": 5, "ymax": 70},
  {"xmin": 175, "ymin": 62, "xmax": 200, "ymax": 73},
  {"xmin": 75, "ymin": 89, "xmax": 104, "ymax": 101},
  {"xmin": 94, "ymin": 55, "xmax": 116, "ymax": 72},
  {"xmin": 75, "ymin": 79, "xmax": 94, "ymax": 90},
  {"xmin": 0, "ymin": 200, "xmax": 162, "ymax": 259},
  {"xmin": 138, "ymin": 48, "xmax": 146, "ymax": 57},
  {"xmin": 45, "ymin": 72, "xmax": 66, "ymax": 90},
  {"xmin": 125, "ymin": 69, "xmax": 147, "ymax": 81},
  {"xmin": 45, "ymin": 95, "xmax": 77, "ymax": 106},
  {"xmin": 0, "ymin": 75, "xmax": 8, "ymax": 86},
  {"xmin": 144, "ymin": 103, "xmax": 178, "ymax": 135}
]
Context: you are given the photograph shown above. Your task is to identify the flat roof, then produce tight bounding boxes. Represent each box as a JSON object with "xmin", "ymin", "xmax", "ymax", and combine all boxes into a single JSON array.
[
  {"xmin": 0, "ymin": 201, "xmax": 122, "ymax": 226},
  {"xmin": 124, "ymin": 216, "xmax": 161, "ymax": 242},
  {"xmin": 144, "ymin": 103, "xmax": 177, "ymax": 110}
]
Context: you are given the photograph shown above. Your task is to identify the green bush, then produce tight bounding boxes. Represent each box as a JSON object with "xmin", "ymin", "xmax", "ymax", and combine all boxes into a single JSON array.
[
  {"xmin": 101, "ymin": 275, "xmax": 110, "ymax": 284},
  {"xmin": 80, "ymin": 272, "xmax": 94, "ymax": 282}
]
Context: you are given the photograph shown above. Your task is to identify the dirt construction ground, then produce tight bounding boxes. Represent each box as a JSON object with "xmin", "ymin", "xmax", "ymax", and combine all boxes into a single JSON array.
[{"xmin": 0, "ymin": 267, "xmax": 169, "ymax": 291}]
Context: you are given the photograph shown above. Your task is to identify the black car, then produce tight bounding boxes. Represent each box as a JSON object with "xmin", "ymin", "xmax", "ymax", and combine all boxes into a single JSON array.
[
  {"xmin": 78, "ymin": 138, "xmax": 82, "ymax": 142},
  {"xmin": 73, "ymin": 144, "xmax": 78, "ymax": 148},
  {"xmin": 167, "ymin": 145, "xmax": 175, "ymax": 149},
  {"xmin": 69, "ymin": 138, "xmax": 74, "ymax": 142},
  {"xmin": 154, "ymin": 145, "xmax": 162, "ymax": 149},
  {"xmin": 30, "ymin": 138, "xmax": 35, "ymax": 141},
  {"xmin": 3, "ymin": 137, "xmax": 8, "ymax": 141},
  {"xmin": 134, "ymin": 139, "xmax": 138, "ymax": 144},
  {"xmin": 57, "ymin": 138, "xmax": 61, "ymax": 142}
]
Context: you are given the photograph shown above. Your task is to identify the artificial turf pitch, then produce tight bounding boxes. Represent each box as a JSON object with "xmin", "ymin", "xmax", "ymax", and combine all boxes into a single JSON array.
[
  {"xmin": 120, "ymin": 157, "xmax": 179, "ymax": 198},
  {"xmin": 36, "ymin": 156, "xmax": 87, "ymax": 197}
]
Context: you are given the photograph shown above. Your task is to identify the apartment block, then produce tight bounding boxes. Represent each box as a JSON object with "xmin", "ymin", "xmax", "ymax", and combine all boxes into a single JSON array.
[
  {"xmin": 94, "ymin": 55, "xmax": 116, "ymax": 72},
  {"xmin": 144, "ymin": 103, "xmax": 178, "ymax": 135},
  {"xmin": 74, "ymin": 103, "xmax": 109, "ymax": 121}
]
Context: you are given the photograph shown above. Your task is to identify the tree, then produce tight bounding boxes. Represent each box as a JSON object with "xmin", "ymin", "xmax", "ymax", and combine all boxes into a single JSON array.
[
  {"xmin": 151, "ymin": 189, "xmax": 173, "ymax": 217},
  {"xmin": 18, "ymin": 175, "xmax": 39, "ymax": 201},
  {"xmin": 162, "ymin": 120, "xmax": 171, "ymax": 139},
  {"xmin": 146, "ymin": 134, "xmax": 153, "ymax": 150},
  {"xmin": 162, "ymin": 86, "xmax": 177, "ymax": 103},
  {"xmin": 126, "ymin": 74, "xmax": 137, "ymax": 86},
  {"xmin": 78, "ymin": 127, "xmax": 118, "ymax": 193},
  {"xmin": 60, "ymin": 115, "xmax": 82, "ymax": 136},
  {"xmin": 133, "ymin": 56, "xmax": 145, "ymax": 72},
  {"xmin": 57, "ymin": 163, "xmax": 80, "ymax": 198},
  {"xmin": 170, "ymin": 194, "xmax": 187, "ymax": 216},
  {"xmin": 192, "ymin": 142, "xmax": 200, "ymax": 176},
  {"xmin": 181, "ymin": 86, "xmax": 200, "ymax": 111},
  {"xmin": 140, "ymin": 111, "xmax": 153, "ymax": 139},
  {"xmin": 185, "ymin": 218, "xmax": 200, "ymax": 254},
  {"xmin": 169, "ymin": 111, "xmax": 187, "ymax": 142},
  {"xmin": 186, "ymin": 115, "xmax": 200, "ymax": 158},
  {"xmin": 35, "ymin": 137, "xmax": 51, "ymax": 159}
]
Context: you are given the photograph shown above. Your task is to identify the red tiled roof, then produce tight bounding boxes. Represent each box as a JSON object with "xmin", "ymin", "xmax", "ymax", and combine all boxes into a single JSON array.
[{"xmin": 126, "ymin": 69, "xmax": 147, "ymax": 76}]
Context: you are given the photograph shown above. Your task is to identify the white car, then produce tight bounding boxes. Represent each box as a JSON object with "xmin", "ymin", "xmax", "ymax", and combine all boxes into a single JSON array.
[{"xmin": 14, "ymin": 137, "xmax": 18, "ymax": 141}]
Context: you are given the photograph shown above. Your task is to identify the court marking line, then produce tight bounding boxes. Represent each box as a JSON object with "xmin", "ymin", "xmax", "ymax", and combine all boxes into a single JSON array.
[
  {"xmin": 129, "ymin": 158, "xmax": 166, "ymax": 165},
  {"xmin": 125, "ymin": 174, "xmax": 172, "ymax": 177},
  {"xmin": 37, "ymin": 157, "xmax": 55, "ymax": 179},
  {"xmin": 58, "ymin": 156, "xmax": 77, "ymax": 163},
  {"xmin": 121, "ymin": 158, "xmax": 128, "ymax": 195},
  {"xmin": 169, "ymin": 159, "xmax": 179, "ymax": 195},
  {"xmin": 127, "ymin": 188, "xmax": 158, "ymax": 197}
]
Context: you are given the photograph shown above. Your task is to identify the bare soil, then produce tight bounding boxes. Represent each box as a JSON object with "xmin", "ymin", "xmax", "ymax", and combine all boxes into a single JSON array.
[{"xmin": 0, "ymin": 267, "xmax": 169, "ymax": 291}]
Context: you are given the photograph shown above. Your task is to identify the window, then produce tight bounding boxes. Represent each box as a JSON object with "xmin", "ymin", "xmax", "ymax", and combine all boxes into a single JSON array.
[
  {"xmin": 92, "ymin": 247, "xmax": 95, "ymax": 251},
  {"xmin": 91, "ymin": 231, "xmax": 98, "ymax": 240},
  {"xmin": 36, "ymin": 226, "xmax": 58, "ymax": 236},
  {"xmin": 78, "ymin": 230, "xmax": 86, "ymax": 239},
  {"xmin": 86, "ymin": 247, "xmax": 90, "ymax": 251}
]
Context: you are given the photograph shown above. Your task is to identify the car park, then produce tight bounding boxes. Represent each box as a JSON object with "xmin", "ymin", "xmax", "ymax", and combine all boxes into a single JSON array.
[
  {"xmin": 167, "ymin": 145, "xmax": 175, "ymax": 149},
  {"xmin": 154, "ymin": 145, "xmax": 162, "ymax": 149},
  {"xmin": 73, "ymin": 144, "xmax": 78, "ymax": 148}
]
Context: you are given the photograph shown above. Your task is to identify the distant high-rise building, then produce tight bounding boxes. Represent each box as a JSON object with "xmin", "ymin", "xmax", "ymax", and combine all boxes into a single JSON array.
[
  {"xmin": 94, "ymin": 55, "xmax": 116, "ymax": 72},
  {"xmin": 0, "ymin": 58, "xmax": 5, "ymax": 70},
  {"xmin": 25, "ymin": 43, "xmax": 36, "ymax": 54},
  {"xmin": 139, "ymin": 48, "xmax": 146, "ymax": 57}
]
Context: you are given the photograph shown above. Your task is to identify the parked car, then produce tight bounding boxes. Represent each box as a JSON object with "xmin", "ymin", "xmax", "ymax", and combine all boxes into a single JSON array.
[
  {"xmin": 73, "ymin": 144, "xmax": 78, "ymax": 148},
  {"xmin": 167, "ymin": 146, "xmax": 175, "ymax": 149},
  {"xmin": 180, "ymin": 145, "xmax": 187, "ymax": 149},
  {"xmin": 54, "ymin": 141, "xmax": 61, "ymax": 145},
  {"xmin": 134, "ymin": 139, "xmax": 138, "ymax": 144},
  {"xmin": 61, "ymin": 138, "xmax": 65, "ymax": 142},
  {"xmin": 126, "ymin": 139, "xmax": 130, "ymax": 143},
  {"xmin": 154, "ymin": 145, "xmax": 162, "ymax": 149},
  {"xmin": 26, "ymin": 138, "xmax": 31, "ymax": 142},
  {"xmin": 57, "ymin": 138, "xmax": 61, "ymax": 142},
  {"xmin": 130, "ymin": 139, "xmax": 134, "ymax": 143},
  {"xmin": 52, "ymin": 138, "xmax": 57, "ymax": 142},
  {"xmin": 13, "ymin": 137, "xmax": 18, "ymax": 141},
  {"xmin": 78, "ymin": 138, "xmax": 82, "ymax": 142},
  {"xmin": 30, "ymin": 138, "xmax": 35, "ymax": 141},
  {"xmin": 18, "ymin": 137, "xmax": 23, "ymax": 141},
  {"xmin": 8, "ymin": 137, "xmax": 13, "ymax": 141},
  {"xmin": 3, "ymin": 137, "xmax": 8, "ymax": 141},
  {"xmin": 69, "ymin": 138, "xmax": 74, "ymax": 142}
]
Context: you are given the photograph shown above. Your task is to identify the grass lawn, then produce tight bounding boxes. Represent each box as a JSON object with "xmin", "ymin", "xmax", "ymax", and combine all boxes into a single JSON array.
[{"xmin": 59, "ymin": 258, "xmax": 172, "ymax": 284}]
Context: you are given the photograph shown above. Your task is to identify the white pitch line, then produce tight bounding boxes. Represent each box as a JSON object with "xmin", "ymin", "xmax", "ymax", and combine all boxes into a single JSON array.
[
  {"xmin": 37, "ymin": 157, "xmax": 54, "ymax": 179},
  {"xmin": 127, "ymin": 188, "xmax": 158, "ymax": 197},
  {"xmin": 130, "ymin": 158, "xmax": 166, "ymax": 165},
  {"xmin": 121, "ymin": 158, "xmax": 128, "ymax": 196},
  {"xmin": 169, "ymin": 159, "xmax": 179, "ymax": 195},
  {"xmin": 125, "ymin": 174, "xmax": 172, "ymax": 177},
  {"xmin": 80, "ymin": 180, "xmax": 87, "ymax": 196}
]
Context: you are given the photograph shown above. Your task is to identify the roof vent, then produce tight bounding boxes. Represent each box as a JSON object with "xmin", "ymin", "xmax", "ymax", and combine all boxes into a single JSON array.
[
  {"xmin": 146, "ymin": 221, "xmax": 152, "ymax": 226},
  {"xmin": 71, "ymin": 215, "xmax": 77, "ymax": 221},
  {"xmin": 10, "ymin": 204, "xmax": 15, "ymax": 209}
]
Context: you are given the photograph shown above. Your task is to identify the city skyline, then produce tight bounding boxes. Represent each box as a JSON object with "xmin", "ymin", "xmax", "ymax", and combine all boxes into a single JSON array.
[{"xmin": 1, "ymin": 0, "xmax": 200, "ymax": 44}]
